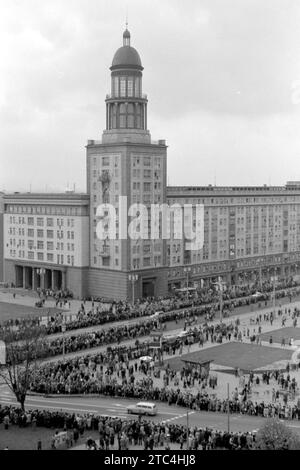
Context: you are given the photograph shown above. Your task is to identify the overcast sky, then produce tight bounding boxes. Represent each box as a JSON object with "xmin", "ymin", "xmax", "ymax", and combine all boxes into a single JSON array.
[{"xmin": 1, "ymin": 0, "xmax": 300, "ymax": 192}]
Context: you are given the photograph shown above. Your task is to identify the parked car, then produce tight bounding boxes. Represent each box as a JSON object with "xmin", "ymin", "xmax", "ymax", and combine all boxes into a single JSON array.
[{"xmin": 127, "ymin": 402, "xmax": 158, "ymax": 416}]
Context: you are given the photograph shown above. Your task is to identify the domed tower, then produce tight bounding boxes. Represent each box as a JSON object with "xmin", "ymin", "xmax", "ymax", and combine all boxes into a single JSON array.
[
  {"xmin": 103, "ymin": 28, "xmax": 150, "ymax": 143},
  {"xmin": 86, "ymin": 27, "xmax": 168, "ymax": 301}
]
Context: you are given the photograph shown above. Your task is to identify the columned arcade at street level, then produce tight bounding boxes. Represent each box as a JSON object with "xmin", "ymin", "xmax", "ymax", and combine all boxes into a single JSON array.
[
  {"xmin": 168, "ymin": 257, "xmax": 300, "ymax": 293},
  {"xmin": 14, "ymin": 264, "xmax": 66, "ymax": 291}
]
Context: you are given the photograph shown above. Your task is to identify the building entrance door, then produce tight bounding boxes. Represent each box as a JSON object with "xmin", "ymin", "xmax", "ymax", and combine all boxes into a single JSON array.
[
  {"xmin": 15, "ymin": 266, "xmax": 23, "ymax": 288},
  {"xmin": 44, "ymin": 269, "xmax": 52, "ymax": 290},
  {"xmin": 57, "ymin": 271, "xmax": 63, "ymax": 290},
  {"xmin": 142, "ymin": 280, "xmax": 155, "ymax": 298},
  {"xmin": 26, "ymin": 267, "xmax": 33, "ymax": 290}
]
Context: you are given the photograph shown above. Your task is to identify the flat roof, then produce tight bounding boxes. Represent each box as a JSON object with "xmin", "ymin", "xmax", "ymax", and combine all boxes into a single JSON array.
[
  {"xmin": 181, "ymin": 358, "xmax": 213, "ymax": 366},
  {"xmin": 167, "ymin": 184, "xmax": 300, "ymax": 196},
  {"xmin": 4, "ymin": 193, "xmax": 90, "ymax": 203}
]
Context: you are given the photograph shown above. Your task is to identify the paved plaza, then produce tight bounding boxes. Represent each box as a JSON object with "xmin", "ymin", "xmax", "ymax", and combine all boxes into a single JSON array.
[
  {"xmin": 0, "ymin": 300, "xmax": 62, "ymax": 322},
  {"xmin": 163, "ymin": 342, "xmax": 293, "ymax": 373},
  {"xmin": 259, "ymin": 327, "xmax": 300, "ymax": 344}
]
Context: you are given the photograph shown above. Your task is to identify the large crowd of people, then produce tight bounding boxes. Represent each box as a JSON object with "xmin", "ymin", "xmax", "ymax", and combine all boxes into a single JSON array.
[
  {"xmin": 1, "ymin": 279, "xmax": 300, "ymax": 343},
  {"xmin": 2, "ymin": 278, "xmax": 300, "ymax": 450},
  {"xmin": 34, "ymin": 303, "xmax": 300, "ymax": 359},
  {"xmin": 0, "ymin": 403, "xmax": 256, "ymax": 450},
  {"xmin": 7, "ymin": 300, "xmax": 300, "ymax": 363},
  {"xmin": 20, "ymin": 316, "xmax": 241, "ymax": 361},
  {"xmin": 30, "ymin": 371, "xmax": 300, "ymax": 420},
  {"xmin": 28, "ymin": 313, "xmax": 300, "ymax": 423}
]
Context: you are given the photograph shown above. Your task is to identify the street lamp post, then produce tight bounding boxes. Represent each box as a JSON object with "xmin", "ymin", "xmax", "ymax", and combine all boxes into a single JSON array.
[
  {"xmin": 183, "ymin": 267, "xmax": 192, "ymax": 300},
  {"xmin": 128, "ymin": 274, "xmax": 139, "ymax": 304},
  {"xmin": 186, "ymin": 410, "xmax": 189, "ymax": 450},
  {"xmin": 3, "ymin": 257, "xmax": 5, "ymax": 285},
  {"xmin": 294, "ymin": 263, "xmax": 299, "ymax": 284},
  {"xmin": 259, "ymin": 247, "xmax": 267, "ymax": 290},
  {"xmin": 213, "ymin": 277, "xmax": 226, "ymax": 323},
  {"xmin": 227, "ymin": 383, "xmax": 230, "ymax": 433},
  {"xmin": 61, "ymin": 320, "xmax": 66, "ymax": 360},
  {"xmin": 271, "ymin": 270, "xmax": 278, "ymax": 316}
]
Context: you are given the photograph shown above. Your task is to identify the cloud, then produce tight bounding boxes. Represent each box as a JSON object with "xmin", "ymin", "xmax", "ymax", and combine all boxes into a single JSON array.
[{"xmin": 1, "ymin": 0, "xmax": 300, "ymax": 192}]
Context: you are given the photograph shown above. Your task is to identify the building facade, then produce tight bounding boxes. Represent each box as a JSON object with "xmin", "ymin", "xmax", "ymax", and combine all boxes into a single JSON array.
[
  {"xmin": 166, "ymin": 184, "xmax": 300, "ymax": 293},
  {"xmin": 0, "ymin": 192, "xmax": 4, "ymax": 283},
  {"xmin": 3, "ymin": 193, "xmax": 89, "ymax": 298},
  {"xmin": 86, "ymin": 28, "xmax": 168, "ymax": 300},
  {"xmin": 2, "ymin": 29, "xmax": 300, "ymax": 300}
]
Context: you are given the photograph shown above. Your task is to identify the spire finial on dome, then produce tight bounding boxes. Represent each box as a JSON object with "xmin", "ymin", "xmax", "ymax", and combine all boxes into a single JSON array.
[
  {"xmin": 123, "ymin": 27, "xmax": 130, "ymax": 47},
  {"xmin": 123, "ymin": 7, "xmax": 130, "ymax": 46}
]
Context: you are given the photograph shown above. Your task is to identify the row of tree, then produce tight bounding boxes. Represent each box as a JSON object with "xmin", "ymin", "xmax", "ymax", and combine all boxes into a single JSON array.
[{"xmin": 0, "ymin": 326, "xmax": 45, "ymax": 410}]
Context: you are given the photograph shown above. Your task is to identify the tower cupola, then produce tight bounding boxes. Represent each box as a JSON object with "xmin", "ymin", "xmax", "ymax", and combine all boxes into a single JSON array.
[{"xmin": 105, "ymin": 28, "xmax": 148, "ymax": 133}]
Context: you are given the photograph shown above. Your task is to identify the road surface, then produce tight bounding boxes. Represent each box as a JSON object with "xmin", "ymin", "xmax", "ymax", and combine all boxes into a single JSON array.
[{"xmin": 1, "ymin": 384, "xmax": 300, "ymax": 434}]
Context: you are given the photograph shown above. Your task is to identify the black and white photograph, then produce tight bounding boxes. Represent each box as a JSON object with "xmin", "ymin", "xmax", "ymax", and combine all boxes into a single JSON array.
[{"xmin": 1, "ymin": 0, "xmax": 300, "ymax": 456}]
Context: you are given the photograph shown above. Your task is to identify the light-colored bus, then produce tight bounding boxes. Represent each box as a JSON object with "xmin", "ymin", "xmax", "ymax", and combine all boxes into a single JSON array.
[{"xmin": 127, "ymin": 402, "xmax": 158, "ymax": 416}]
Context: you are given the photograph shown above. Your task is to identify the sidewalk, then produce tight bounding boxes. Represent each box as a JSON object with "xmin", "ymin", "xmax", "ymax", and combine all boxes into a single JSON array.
[
  {"xmin": 0, "ymin": 289, "xmax": 84, "ymax": 315},
  {"xmin": 71, "ymin": 441, "xmax": 181, "ymax": 450}
]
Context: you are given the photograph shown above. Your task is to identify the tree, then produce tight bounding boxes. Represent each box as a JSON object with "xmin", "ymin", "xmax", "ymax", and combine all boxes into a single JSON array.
[
  {"xmin": 0, "ymin": 325, "xmax": 45, "ymax": 411},
  {"xmin": 255, "ymin": 418, "xmax": 300, "ymax": 450}
]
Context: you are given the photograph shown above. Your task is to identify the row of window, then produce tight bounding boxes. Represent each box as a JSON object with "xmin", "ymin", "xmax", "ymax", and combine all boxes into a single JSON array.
[
  {"xmin": 132, "ymin": 256, "xmax": 162, "ymax": 269},
  {"xmin": 169, "ymin": 196, "xmax": 300, "ymax": 204},
  {"xmin": 8, "ymin": 251, "xmax": 74, "ymax": 265},
  {"xmin": 109, "ymin": 102, "xmax": 144, "ymax": 129},
  {"xmin": 131, "ymin": 182, "xmax": 162, "ymax": 192},
  {"xmin": 168, "ymin": 254, "xmax": 300, "ymax": 279},
  {"xmin": 132, "ymin": 156, "xmax": 157, "ymax": 167},
  {"xmin": 167, "ymin": 242, "xmax": 298, "ymax": 263},
  {"xmin": 131, "ymin": 244, "xmax": 162, "ymax": 254},
  {"xmin": 92, "ymin": 170, "xmax": 119, "ymax": 183},
  {"xmin": 8, "ymin": 238, "xmax": 75, "ymax": 251},
  {"xmin": 93, "ymin": 257, "xmax": 119, "ymax": 267},
  {"xmin": 92, "ymin": 255, "xmax": 162, "ymax": 269},
  {"xmin": 8, "ymin": 229, "xmax": 75, "ymax": 240},
  {"xmin": 111, "ymin": 76, "xmax": 141, "ymax": 98},
  {"xmin": 131, "ymin": 194, "xmax": 162, "ymax": 204},
  {"xmin": 92, "ymin": 155, "xmax": 120, "ymax": 167},
  {"xmin": 9, "ymin": 217, "xmax": 75, "ymax": 227},
  {"xmin": 6, "ymin": 206, "xmax": 85, "ymax": 216},
  {"xmin": 27, "ymin": 241, "xmax": 75, "ymax": 251}
]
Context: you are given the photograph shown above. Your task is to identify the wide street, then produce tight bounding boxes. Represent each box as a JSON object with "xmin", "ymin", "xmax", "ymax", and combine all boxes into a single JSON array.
[
  {"xmin": 2, "ymin": 289, "xmax": 300, "ymax": 436},
  {"xmin": 1, "ymin": 384, "xmax": 300, "ymax": 435},
  {"xmin": 40, "ymin": 296, "xmax": 300, "ymax": 364},
  {"xmin": 46, "ymin": 291, "xmax": 300, "ymax": 342}
]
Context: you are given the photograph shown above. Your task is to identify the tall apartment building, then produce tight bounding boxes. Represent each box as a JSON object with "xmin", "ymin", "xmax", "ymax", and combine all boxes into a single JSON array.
[
  {"xmin": 166, "ymin": 184, "xmax": 300, "ymax": 292},
  {"xmin": 2, "ymin": 29, "xmax": 300, "ymax": 300},
  {"xmin": 3, "ymin": 193, "xmax": 89, "ymax": 298},
  {"xmin": 0, "ymin": 192, "xmax": 4, "ymax": 283},
  {"xmin": 86, "ymin": 28, "xmax": 168, "ymax": 299}
]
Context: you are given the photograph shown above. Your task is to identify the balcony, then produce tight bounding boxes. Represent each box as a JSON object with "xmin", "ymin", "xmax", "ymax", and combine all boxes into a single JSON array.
[
  {"xmin": 106, "ymin": 94, "xmax": 147, "ymax": 100},
  {"xmin": 99, "ymin": 247, "xmax": 110, "ymax": 258}
]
